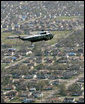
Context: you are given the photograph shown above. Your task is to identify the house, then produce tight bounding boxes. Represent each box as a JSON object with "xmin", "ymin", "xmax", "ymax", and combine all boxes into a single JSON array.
[
  {"xmin": 77, "ymin": 98, "xmax": 84, "ymax": 103},
  {"xmin": 37, "ymin": 74, "xmax": 46, "ymax": 79},
  {"xmin": 67, "ymin": 52, "xmax": 76, "ymax": 56},
  {"xmin": 79, "ymin": 54, "xmax": 84, "ymax": 60},
  {"xmin": 50, "ymin": 80, "xmax": 60, "ymax": 86},
  {"xmin": 77, "ymin": 77, "xmax": 84, "ymax": 83},
  {"xmin": 26, "ymin": 51, "xmax": 32, "ymax": 55},
  {"xmin": 33, "ymin": 74, "xmax": 37, "ymax": 79},
  {"xmin": 55, "ymin": 43, "xmax": 60, "ymax": 47},
  {"xmin": 2, "ymin": 58, "xmax": 11, "ymax": 63},
  {"xmin": 24, "ymin": 75, "xmax": 33, "ymax": 79},
  {"xmin": 77, "ymin": 48, "xmax": 83, "ymax": 53},
  {"xmin": 3, "ymin": 85, "xmax": 14, "ymax": 90},
  {"xmin": 49, "ymin": 75, "xmax": 58, "ymax": 80},
  {"xmin": 71, "ymin": 85, "xmax": 83, "ymax": 96},
  {"xmin": 32, "ymin": 91, "xmax": 43, "ymax": 98},
  {"xmin": 20, "ymin": 75, "xmax": 25, "ymax": 79},
  {"xmin": 22, "ymin": 98, "xmax": 35, "ymax": 103},
  {"xmin": 8, "ymin": 48, "xmax": 16, "ymax": 52},
  {"xmin": 29, "ymin": 88, "xmax": 36, "ymax": 92},
  {"xmin": 44, "ymin": 85, "xmax": 53, "ymax": 90},
  {"xmin": 18, "ymin": 91, "xmax": 32, "ymax": 98},
  {"xmin": 63, "ymin": 97, "xmax": 76, "ymax": 103},
  {"xmin": 3, "ymin": 90, "xmax": 17, "ymax": 97},
  {"xmin": 45, "ymin": 97, "xmax": 60, "ymax": 103},
  {"xmin": 12, "ymin": 79, "xmax": 20, "ymax": 84},
  {"xmin": 62, "ymin": 71, "xmax": 76, "ymax": 79},
  {"xmin": 71, "ymin": 90, "xmax": 83, "ymax": 96},
  {"xmin": 11, "ymin": 56, "xmax": 17, "ymax": 61},
  {"xmin": 45, "ymin": 59, "xmax": 53, "ymax": 64},
  {"xmin": 57, "ymin": 59, "xmax": 68, "ymax": 63},
  {"xmin": 12, "ymin": 73, "xmax": 20, "ymax": 79}
]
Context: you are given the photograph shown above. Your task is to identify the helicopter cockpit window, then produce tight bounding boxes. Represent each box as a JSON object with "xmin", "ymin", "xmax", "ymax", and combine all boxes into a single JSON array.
[{"xmin": 40, "ymin": 32, "xmax": 46, "ymax": 34}]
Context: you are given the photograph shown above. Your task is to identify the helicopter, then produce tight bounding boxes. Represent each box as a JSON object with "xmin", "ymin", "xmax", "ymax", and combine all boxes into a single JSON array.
[
  {"xmin": 7, "ymin": 30, "xmax": 54, "ymax": 43},
  {"xmin": 17, "ymin": 31, "xmax": 53, "ymax": 42}
]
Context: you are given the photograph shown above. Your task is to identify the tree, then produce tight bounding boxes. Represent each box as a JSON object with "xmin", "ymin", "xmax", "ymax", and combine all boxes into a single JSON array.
[
  {"xmin": 18, "ymin": 65, "xmax": 29, "ymax": 75},
  {"xmin": 68, "ymin": 83, "xmax": 81, "ymax": 94},
  {"xmin": 37, "ymin": 80, "xmax": 49, "ymax": 91},
  {"xmin": 1, "ymin": 76, "xmax": 10, "ymax": 86},
  {"xmin": 1, "ymin": 97, "xmax": 5, "ymax": 103},
  {"xmin": 58, "ymin": 84, "xmax": 67, "ymax": 96}
]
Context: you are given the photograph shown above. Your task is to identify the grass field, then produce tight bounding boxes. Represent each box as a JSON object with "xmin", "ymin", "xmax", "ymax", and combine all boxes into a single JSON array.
[
  {"xmin": 1, "ymin": 30, "xmax": 72, "ymax": 46},
  {"xmin": 47, "ymin": 30, "xmax": 72, "ymax": 45},
  {"xmin": 1, "ymin": 32, "xmax": 25, "ymax": 48}
]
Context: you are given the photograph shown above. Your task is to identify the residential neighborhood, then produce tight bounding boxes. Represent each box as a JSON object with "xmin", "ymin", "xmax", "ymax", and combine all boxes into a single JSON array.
[{"xmin": 1, "ymin": 1, "xmax": 84, "ymax": 103}]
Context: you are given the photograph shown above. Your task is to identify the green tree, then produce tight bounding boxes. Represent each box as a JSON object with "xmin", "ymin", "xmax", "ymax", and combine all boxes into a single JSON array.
[
  {"xmin": 37, "ymin": 80, "xmax": 49, "ymax": 91},
  {"xmin": 58, "ymin": 84, "xmax": 67, "ymax": 96},
  {"xmin": 68, "ymin": 83, "xmax": 81, "ymax": 93}
]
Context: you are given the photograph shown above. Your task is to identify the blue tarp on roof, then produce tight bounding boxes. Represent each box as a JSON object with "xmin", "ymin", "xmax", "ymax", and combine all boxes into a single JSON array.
[
  {"xmin": 68, "ymin": 52, "xmax": 76, "ymax": 56},
  {"xmin": 11, "ymin": 57, "xmax": 17, "ymax": 60},
  {"xmin": 8, "ymin": 48, "xmax": 16, "ymax": 51},
  {"xmin": 22, "ymin": 98, "xmax": 34, "ymax": 103}
]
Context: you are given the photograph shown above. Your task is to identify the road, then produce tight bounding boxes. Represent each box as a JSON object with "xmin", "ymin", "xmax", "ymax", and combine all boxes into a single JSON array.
[
  {"xmin": 65, "ymin": 73, "xmax": 84, "ymax": 88},
  {"xmin": 5, "ymin": 57, "xmax": 29, "ymax": 69}
]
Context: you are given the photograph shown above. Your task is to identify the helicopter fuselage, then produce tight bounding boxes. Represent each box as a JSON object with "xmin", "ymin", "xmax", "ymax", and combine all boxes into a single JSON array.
[{"xmin": 19, "ymin": 33, "xmax": 53, "ymax": 42}]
